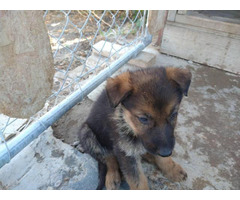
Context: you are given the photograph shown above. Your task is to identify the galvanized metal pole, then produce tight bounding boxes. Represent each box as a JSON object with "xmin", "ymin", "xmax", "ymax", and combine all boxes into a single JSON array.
[{"xmin": 0, "ymin": 33, "xmax": 152, "ymax": 169}]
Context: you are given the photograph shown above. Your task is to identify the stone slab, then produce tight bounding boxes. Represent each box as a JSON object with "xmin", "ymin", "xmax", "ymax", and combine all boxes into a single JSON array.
[
  {"xmin": 0, "ymin": 128, "xmax": 98, "ymax": 190},
  {"xmin": 0, "ymin": 11, "xmax": 54, "ymax": 118},
  {"xmin": 92, "ymin": 40, "xmax": 156, "ymax": 68}
]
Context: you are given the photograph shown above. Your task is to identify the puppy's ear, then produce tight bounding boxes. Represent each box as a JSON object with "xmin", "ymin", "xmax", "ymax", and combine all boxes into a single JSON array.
[
  {"xmin": 166, "ymin": 67, "xmax": 192, "ymax": 96},
  {"xmin": 106, "ymin": 71, "xmax": 133, "ymax": 108}
]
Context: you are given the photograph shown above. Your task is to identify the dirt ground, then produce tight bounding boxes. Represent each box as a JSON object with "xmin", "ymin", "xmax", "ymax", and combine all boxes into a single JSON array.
[
  {"xmin": 52, "ymin": 50, "xmax": 240, "ymax": 190},
  {"xmin": 44, "ymin": 10, "xmax": 142, "ymax": 72}
]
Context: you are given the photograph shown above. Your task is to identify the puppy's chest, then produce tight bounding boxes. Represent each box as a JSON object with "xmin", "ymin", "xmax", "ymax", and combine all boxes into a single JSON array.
[{"xmin": 117, "ymin": 133, "xmax": 146, "ymax": 157}]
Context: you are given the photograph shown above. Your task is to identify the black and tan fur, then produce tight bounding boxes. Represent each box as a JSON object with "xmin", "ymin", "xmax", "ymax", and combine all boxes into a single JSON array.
[{"xmin": 78, "ymin": 67, "xmax": 191, "ymax": 190}]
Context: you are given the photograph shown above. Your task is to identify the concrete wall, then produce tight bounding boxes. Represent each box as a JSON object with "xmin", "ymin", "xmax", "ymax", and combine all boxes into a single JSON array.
[{"xmin": 148, "ymin": 10, "xmax": 240, "ymax": 74}]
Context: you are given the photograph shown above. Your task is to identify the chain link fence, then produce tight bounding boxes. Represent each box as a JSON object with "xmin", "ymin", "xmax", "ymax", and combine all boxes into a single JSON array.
[{"xmin": 0, "ymin": 10, "xmax": 152, "ymax": 168}]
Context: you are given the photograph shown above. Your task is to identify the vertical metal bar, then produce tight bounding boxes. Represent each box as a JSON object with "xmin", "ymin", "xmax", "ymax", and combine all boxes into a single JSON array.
[
  {"xmin": 0, "ymin": 33, "xmax": 152, "ymax": 169},
  {"xmin": 142, "ymin": 10, "xmax": 146, "ymax": 37}
]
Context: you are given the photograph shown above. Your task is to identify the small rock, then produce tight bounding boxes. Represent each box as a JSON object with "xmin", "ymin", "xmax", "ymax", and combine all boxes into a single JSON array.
[
  {"xmin": 52, "ymin": 123, "xmax": 58, "ymax": 127},
  {"xmin": 5, "ymin": 133, "xmax": 17, "ymax": 141},
  {"xmin": 203, "ymin": 185, "xmax": 215, "ymax": 190},
  {"xmin": 76, "ymin": 144, "xmax": 85, "ymax": 153},
  {"xmin": 72, "ymin": 141, "xmax": 80, "ymax": 147},
  {"xmin": 54, "ymin": 180, "xmax": 62, "ymax": 188},
  {"xmin": 64, "ymin": 177, "xmax": 70, "ymax": 182}
]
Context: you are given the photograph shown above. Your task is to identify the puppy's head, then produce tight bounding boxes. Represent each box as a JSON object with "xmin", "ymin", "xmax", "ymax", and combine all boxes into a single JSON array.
[{"xmin": 106, "ymin": 67, "xmax": 191, "ymax": 157}]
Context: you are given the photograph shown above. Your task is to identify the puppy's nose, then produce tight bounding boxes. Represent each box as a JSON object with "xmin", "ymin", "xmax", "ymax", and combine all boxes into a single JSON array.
[{"xmin": 159, "ymin": 149, "xmax": 172, "ymax": 157}]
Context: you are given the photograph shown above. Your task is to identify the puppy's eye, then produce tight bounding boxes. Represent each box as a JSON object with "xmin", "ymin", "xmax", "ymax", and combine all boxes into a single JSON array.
[
  {"xmin": 138, "ymin": 116, "xmax": 149, "ymax": 124},
  {"xmin": 169, "ymin": 112, "xmax": 178, "ymax": 121}
]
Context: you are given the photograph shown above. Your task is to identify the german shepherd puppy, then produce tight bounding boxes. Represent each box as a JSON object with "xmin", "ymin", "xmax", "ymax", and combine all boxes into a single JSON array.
[{"xmin": 78, "ymin": 67, "xmax": 191, "ymax": 190}]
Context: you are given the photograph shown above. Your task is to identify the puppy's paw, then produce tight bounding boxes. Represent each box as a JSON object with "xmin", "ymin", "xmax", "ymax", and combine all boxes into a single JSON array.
[
  {"xmin": 155, "ymin": 156, "xmax": 187, "ymax": 182},
  {"xmin": 105, "ymin": 170, "xmax": 121, "ymax": 190},
  {"xmin": 162, "ymin": 162, "xmax": 187, "ymax": 182}
]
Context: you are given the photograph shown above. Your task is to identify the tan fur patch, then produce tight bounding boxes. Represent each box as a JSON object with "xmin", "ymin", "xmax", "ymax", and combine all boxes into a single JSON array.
[
  {"xmin": 122, "ymin": 107, "xmax": 138, "ymax": 135},
  {"xmin": 105, "ymin": 156, "xmax": 121, "ymax": 190},
  {"xmin": 106, "ymin": 72, "xmax": 132, "ymax": 107},
  {"xmin": 165, "ymin": 99, "xmax": 177, "ymax": 116},
  {"xmin": 165, "ymin": 67, "xmax": 192, "ymax": 96},
  {"xmin": 154, "ymin": 155, "xmax": 187, "ymax": 182},
  {"xmin": 166, "ymin": 67, "xmax": 191, "ymax": 83},
  {"xmin": 125, "ymin": 159, "xmax": 149, "ymax": 190}
]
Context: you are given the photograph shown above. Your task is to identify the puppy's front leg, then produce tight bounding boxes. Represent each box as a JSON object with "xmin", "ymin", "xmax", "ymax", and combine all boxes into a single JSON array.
[
  {"xmin": 116, "ymin": 151, "xmax": 149, "ymax": 190},
  {"xmin": 142, "ymin": 153, "xmax": 187, "ymax": 182},
  {"xmin": 105, "ymin": 156, "xmax": 121, "ymax": 190}
]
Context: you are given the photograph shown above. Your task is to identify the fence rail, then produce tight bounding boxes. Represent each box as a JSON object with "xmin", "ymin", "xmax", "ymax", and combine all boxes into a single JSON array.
[{"xmin": 0, "ymin": 10, "xmax": 151, "ymax": 169}]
